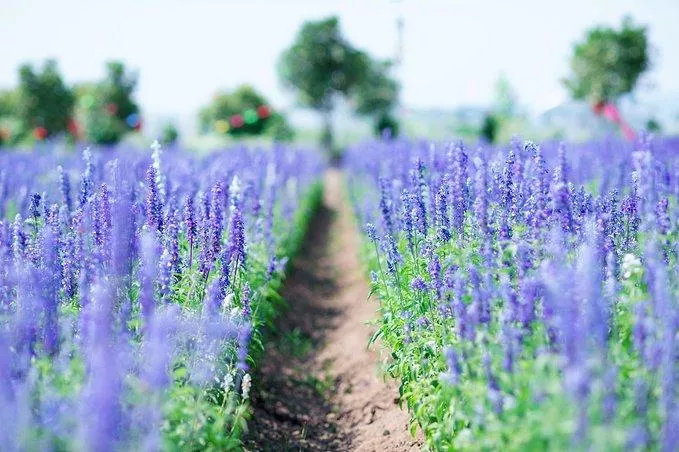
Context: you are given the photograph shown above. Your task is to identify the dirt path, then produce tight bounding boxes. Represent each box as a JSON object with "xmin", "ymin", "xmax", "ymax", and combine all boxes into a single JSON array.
[{"xmin": 244, "ymin": 169, "xmax": 421, "ymax": 451}]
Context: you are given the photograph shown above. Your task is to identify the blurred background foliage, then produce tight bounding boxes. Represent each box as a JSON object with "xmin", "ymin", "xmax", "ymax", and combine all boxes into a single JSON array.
[{"xmin": 0, "ymin": 14, "xmax": 664, "ymax": 151}]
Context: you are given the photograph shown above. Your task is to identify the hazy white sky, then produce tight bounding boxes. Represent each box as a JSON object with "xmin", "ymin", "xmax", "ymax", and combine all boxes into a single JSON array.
[{"xmin": 1, "ymin": 0, "xmax": 678, "ymax": 118}]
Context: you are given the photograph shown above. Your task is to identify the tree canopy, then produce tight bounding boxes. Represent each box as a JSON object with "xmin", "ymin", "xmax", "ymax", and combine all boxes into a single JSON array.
[
  {"xmin": 198, "ymin": 84, "xmax": 294, "ymax": 141},
  {"xmin": 279, "ymin": 16, "xmax": 400, "ymax": 149},
  {"xmin": 564, "ymin": 16, "xmax": 649, "ymax": 104},
  {"xmin": 353, "ymin": 60, "xmax": 400, "ymax": 136},
  {"xmin": 278, "ymin": 17, "xmax": 369, "ymax": 112},
  {"xmin": 16, "ymin": 60, "xmax": 75, "ymax": 139},
  {"xmin": 77, "ymin": 61, "xmax": 141, "ymax": 145}
]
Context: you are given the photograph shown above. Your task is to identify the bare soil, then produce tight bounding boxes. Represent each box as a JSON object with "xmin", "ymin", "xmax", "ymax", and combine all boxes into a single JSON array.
[{"xmin": 244, "ymin": 169, "xmax": 422, "ymax": 451}]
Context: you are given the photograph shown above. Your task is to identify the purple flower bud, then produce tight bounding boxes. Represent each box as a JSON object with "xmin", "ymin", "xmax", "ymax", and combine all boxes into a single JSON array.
[
  {"xmin": 58, "ymin": 165, "xmax": 72, "ymax": 212},
  {"xmin": 411, "ymin": 276, "xmax": 427, "ymax": 292},
  {"xmin": 241, "ymin": 283, "xmax": 251, "ymax": 319},
  {"xmin": 227, "ymin": 202, "xmax": 246, "ymax": 272},
  {"xmin": 428, "ymin": 255, "xmax": 442, "ymax": 300},
  {"xmin": 145, "ymin": 166, "xmax": 163, "ymax": 232},
  {"xmin": 378, "ymin": 177, "xmax": 395, "ymax": 237},
  {"xmin": 365, "ymin": 223, "xmax": 377, "ymax": 242},
  {"xmin": 435, "ymin": 183, "xmax": 451, "ymax": 241},
  {"xmin": 79, "ymin": 149, "xmax": 94, "ymax": 208},
  {"xmin": 29, "ymin": 193, "xmax": 41, "ymax": 221},
  {"xmin": 183, "ymin": 193, "xmax": 197, "ymax": 266},
  {"xmin": 655, "ymin": 197, "xmax": 670, "ymax": 234},
  {"xmin": 157, "ymin": 249, "xmax": 173, "ymax": 304}
]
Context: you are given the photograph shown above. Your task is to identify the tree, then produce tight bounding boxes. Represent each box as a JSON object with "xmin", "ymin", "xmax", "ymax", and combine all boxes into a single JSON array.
[
  {"xmin": 278, "ymin": 16, "xmax": 370, "ymax": 151},
  {"xmin": 494, "ymin": 74, "xmax": 518, "ymax": 118},
  {"xmin": 199, "ymin": 85, "xmax": 273, "ymax": 137},
  {"xmin": 645, "ymin": 118, "xmax": 661, "ymax": 134},
  {"xmin": 16, "ymin": 60, "xmax": 75, "ymax": 139},
  {"xmin": 0, "ymin": 89, "xmax": 18, "ymax": 118},
  {"xmin": 266, "ymin": 112, "xmax": 296, "ymax": 142},
  {"xmin": 479, "ymin": 113, "xmax": 499, "ymax": 144},
  {"xmin": 353, "ymin": 60, "xmax": 400, "ymax": 137},
  {"xmin": 78, "ymin": 61, "xmax": 140, "ymax": 145},
  {"xmin": 161, "ymin": 122, "xmax": 179, "ymax": 146},
  {"xmin": 564, "ymin": 17, "xmax": 649, "ymax": 104}
]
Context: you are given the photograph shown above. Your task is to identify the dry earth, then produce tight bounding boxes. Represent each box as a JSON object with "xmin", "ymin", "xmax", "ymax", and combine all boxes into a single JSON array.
[{"xmin": 244, "ymin": 169, "xmax": 422, "ymax": 451}]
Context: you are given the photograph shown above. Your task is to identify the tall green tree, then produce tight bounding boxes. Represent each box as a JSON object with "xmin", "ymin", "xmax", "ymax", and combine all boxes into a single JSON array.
[
  {"xmin": 353, "ymin": 60, "xmax": 400, "ymax": 137},
  {"xmin": 278, "ymin": 16, "xmax": 370, "ymax": 150},
  {"xmin": 16, "ymin": 60, "xmax": 75, "ymax": 138},
  {"xmin": 564, "ymin": 16, "xmax": 649, "ymax": 104}
]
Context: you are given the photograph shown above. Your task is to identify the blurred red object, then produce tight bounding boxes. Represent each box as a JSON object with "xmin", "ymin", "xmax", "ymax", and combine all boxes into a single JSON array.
[
  {"xmin": 105, "ymin": 103, "xmax": 119, "ymax": 115},
  {"xmin": 230, "ymin": 114, "xmax": 244, "ymax": 128},
  {"xmin": 134, "ymin": 119, "xmax": 142, "ymax": 131},
  {"xmin": 256, "ymin": 105, "xmax": 271, "ymax": 119},
  {"xmin": 67, "ymin": 118, "xmax": 80, "ymax": 138},
  {"xmin": 592, "ymin": 101, "xmax": 635, "ymax": 141},
  {"xmin": 34, "ymin": 126, "xmax": 48, "ymax": 140}
]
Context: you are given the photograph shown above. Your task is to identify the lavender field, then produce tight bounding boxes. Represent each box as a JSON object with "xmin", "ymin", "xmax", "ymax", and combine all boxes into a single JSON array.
[
  {"xmin": 2, "ymin": 2, "xmax": 679, "ymax": 450},
  {"xmin": 346, "ymin": 135, "xmax": 679, "ymax": 450},
  {"xmin": 0, "ymin": 143, "xmax": 323, "ymax": 450}
]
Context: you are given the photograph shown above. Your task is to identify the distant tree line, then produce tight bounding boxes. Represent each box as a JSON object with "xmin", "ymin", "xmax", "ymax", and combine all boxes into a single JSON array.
[{"xmin": 0, "ymin": 60, "xmax": 144, "ymax": 147}]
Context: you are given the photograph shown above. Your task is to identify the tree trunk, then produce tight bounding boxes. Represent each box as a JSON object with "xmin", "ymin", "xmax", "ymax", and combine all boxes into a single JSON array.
[{"xmin": 320, "ymin": 110, "xmax": 334, "ymax": 155}]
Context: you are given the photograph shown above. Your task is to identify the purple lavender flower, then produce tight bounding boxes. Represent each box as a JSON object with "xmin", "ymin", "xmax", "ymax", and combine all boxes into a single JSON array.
[
  {"xmin": 442, "ymin": 346, "xmax": 463, "ymax": 385},
  {"xmin": 145, "ymin": 166, "xmax": 163, "ymax": 232},
  {"xmin": 450, "ymin": 145, "xmax": 468, "ymax": 235},
  {"xmin": 526, "ymin": 142, "xmax": 550, "ymax": 231},
  {"xmin": 428, "ymin": 255, "xmax": 442, "ymax": 300},
  {"xmin": 29, "ymin": 193, "xmax": 41, "ymax": 222},
  {"xmin": 79, "ymin": 148, "xmax": 94, "ymax": 208},
  {"xmin": 378, "ymin": 177, "xmax": 395, "ymax": 237},
  {"xmin": 655, "ymin": 197, "xmax": 670, "ymax": 234},
  {"xmin": 209, "ymin": 182, "xmax": 225, "ymax": 258},
  {"xmin": 411, "ymin": 276, "xmax": 427, "ymax": 292},
  {"xmin": 204, "ymin": 278, "xmax": 222, "ymax": 318},
  {"xmin": 241, "ymin": 283, "xmax": 252, "ymax": 319},
  {"xmin": 400, "ymin": 188, "xmax": 415, "ymax": 253},
  {"xmin": 157, "ymin": 249, "xmax": 173, "ymax": 304},
  {"xmin": 473, "ymin": 155, "xmax": 489, "ymax": 236},
  {"xmin": 139, "ymin": 231, "xmax": 159, "ymax": 324},
  {"xmin": 58, "ymin": 165, "xmax": 72, "ymax": 212},
  {"xmin": 227, "ymin": 202, "xmax": 246, "ymax": 272},
  {"xmin": 365, "ymin": 223, "xmax": 378, "ymax": 242},
  {"xmin": 183, "ymin": 193, "xmax": 197, "ymax": 267},
  {"xmin": 434, "ymin": 183, "xmax": 451, "ymax": 241}
]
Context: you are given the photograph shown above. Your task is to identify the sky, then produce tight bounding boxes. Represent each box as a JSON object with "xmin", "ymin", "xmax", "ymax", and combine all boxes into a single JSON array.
[{"xmin": 1, "ymin": 0, "xmax": 678, "ymax": 123}]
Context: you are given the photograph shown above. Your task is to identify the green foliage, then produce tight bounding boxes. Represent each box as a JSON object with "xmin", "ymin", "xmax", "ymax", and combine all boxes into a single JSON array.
[
  {"xmin": 564, "ymin": 16, "xmax": 649, "ymax": 103},
  {"xmin": 77, "ymin": 61, "xmax": 140, "ymax": 145},
  {"xmin": 266, "ymin": 112, "xmax": 296, "ymax": 142},
  {"xmin": 480, "ymin": 113, "xmax": 499, "ymax": 144},
  {"xmin": 198, "ymin": 85, "xmax": 290, "ymax": 139},
  {"xmin": 645, "ymin": 118, "xmax": 661, "ymax": 133},
  {"xmin": 161, "ymin": 122, "xmax": 180, "ymax": 145},
  {"xmin": 375, "ymin": 112, "xmax": 400, "ymax": 138},
  {"xmin": 278, "ymin": 16, "xmax": 368, "ymax": 111},
  {"xmin": 199, "ymin": 85, "xmax": 266, "ymax": 136},
  {"xmin": 0, "ymin": 89, "xmax": 18, "ymax": 118},
  {"xmin": 16, "ymin": 59, "xmax": 75, "ymax": 138},
  {"xmin": 278, "ymin": 16, "xmax": 371, "ymax": 149},
  {"xmin": 353, "ymin": 60, "xmax": 400, "ymax": 137}
]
